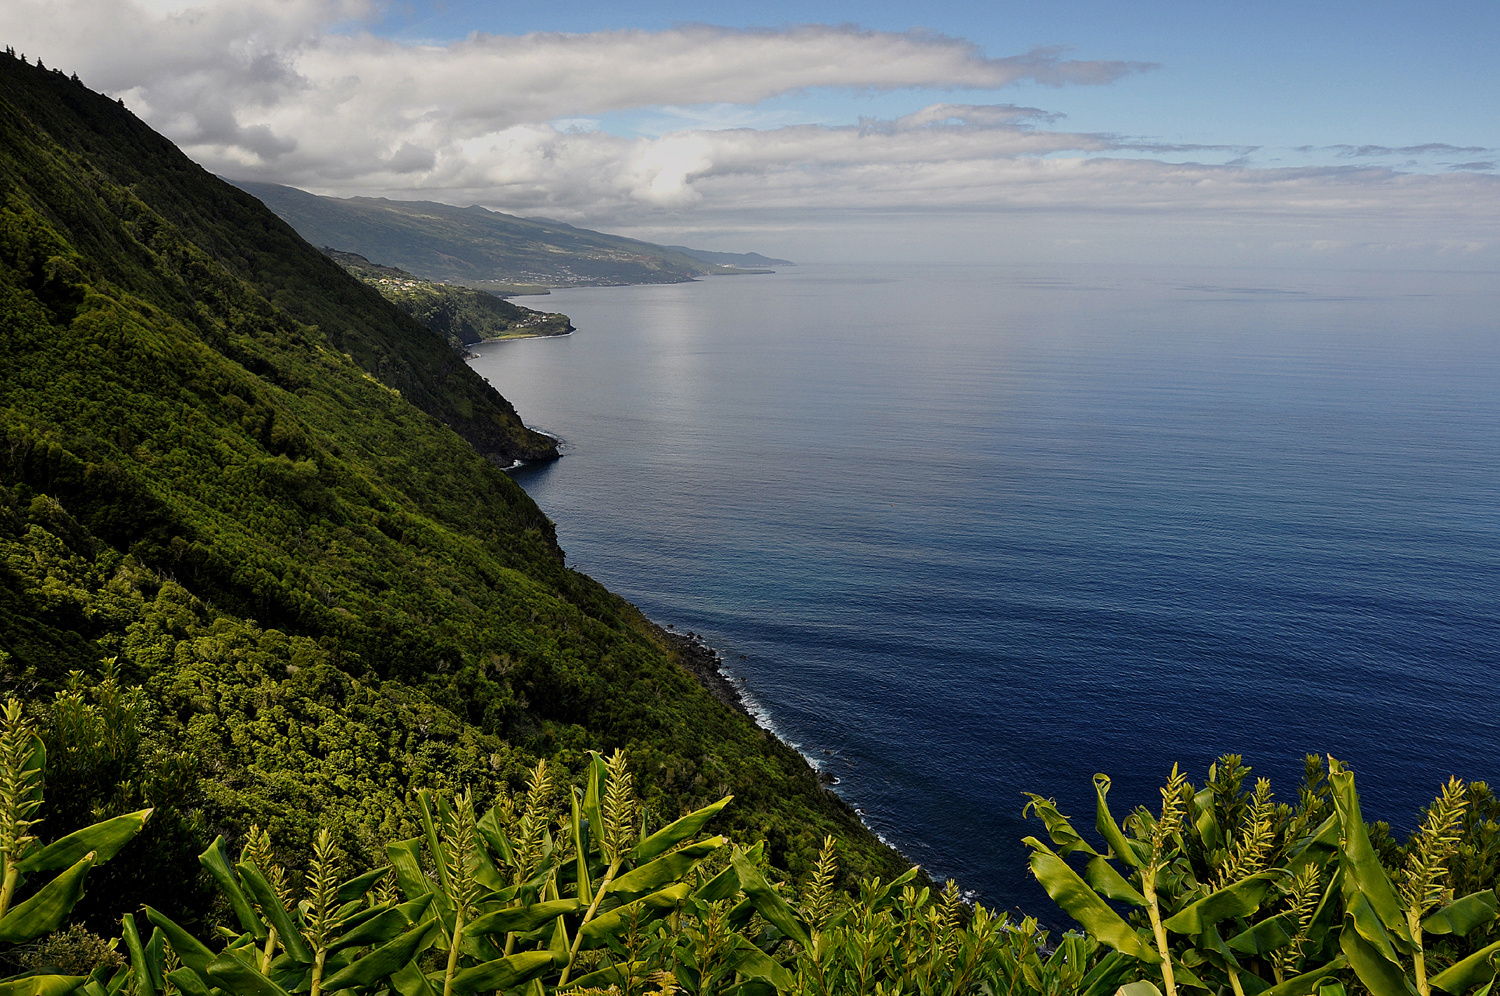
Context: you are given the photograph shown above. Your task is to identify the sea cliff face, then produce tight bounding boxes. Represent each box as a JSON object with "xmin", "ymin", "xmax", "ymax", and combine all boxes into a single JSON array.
[{"xmin": 0, "ymin": 52, "xmax": 905, "ymax": 925}]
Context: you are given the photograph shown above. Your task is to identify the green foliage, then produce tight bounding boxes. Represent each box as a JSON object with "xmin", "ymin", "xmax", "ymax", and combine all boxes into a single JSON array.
[
  {"xmin": 1025, "ymin": 756, "xmax": 1500, "ymax": 996},
  {"xmin": 324, "ymin": 251, "xmax": 572, "ymax": 350},
  {"xmin": 0, "ymin": 50, "xmax": 903, "ymax": 926},
  {"xmin": 233, "ymin": 182, "xmax": 736, "ymax": 290}
]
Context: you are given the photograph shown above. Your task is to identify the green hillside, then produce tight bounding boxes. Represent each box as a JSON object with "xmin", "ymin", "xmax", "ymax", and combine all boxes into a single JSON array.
[
  {"xmin": 0, "ymin": 51, "xmax": 902, "ymax": 930},
  {"xmin": 324, "ymin": 250, "xmax": 572, "ymax": 350},
  {"xmin": 233, "ymin": 182, "xmax": 739, "ymax": 291}
]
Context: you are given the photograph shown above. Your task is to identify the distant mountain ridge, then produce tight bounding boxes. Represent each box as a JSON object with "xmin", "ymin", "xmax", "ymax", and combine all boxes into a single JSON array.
[
  {"xmin": 233, "ymin": 181, "xmax": 786, "ymax": 291},
  {"xmin": 665, "ymin": 246, "xmax": 794, "ymax": 267}
]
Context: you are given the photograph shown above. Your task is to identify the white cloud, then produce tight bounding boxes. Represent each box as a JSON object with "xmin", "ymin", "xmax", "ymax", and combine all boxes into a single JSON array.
[{"xmin": 4, "ymin": 0, "xmax": 1497, "ymax": 264}]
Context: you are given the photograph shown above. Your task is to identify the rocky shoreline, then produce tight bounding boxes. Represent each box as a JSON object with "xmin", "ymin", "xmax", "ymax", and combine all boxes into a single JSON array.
[{"xmin": 660, "ymin": 627, "xmax": 749, "ymax": 716}]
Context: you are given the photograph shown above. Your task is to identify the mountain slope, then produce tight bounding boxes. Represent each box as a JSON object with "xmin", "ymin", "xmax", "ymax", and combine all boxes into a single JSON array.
[
  {"xmin": 325, "ymin": 249, "xmax": 572, "ymax": 348},
  {"xmin": 0, "ymin": 53, "xmax": 902, "ymax": 923},
  {"xmin": 234, "ymin": 181, "xmax": 740, "ymax": 290}
]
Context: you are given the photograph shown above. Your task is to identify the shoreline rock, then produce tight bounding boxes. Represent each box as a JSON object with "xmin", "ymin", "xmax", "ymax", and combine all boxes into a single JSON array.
[{"xmin": 660, "ymin": 627, "xmax": 749, "ymax": 717}]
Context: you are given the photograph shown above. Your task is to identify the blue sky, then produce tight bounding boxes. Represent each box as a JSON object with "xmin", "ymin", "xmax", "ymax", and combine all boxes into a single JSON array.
[
  {"xmin": 373, "ymin": 0, "xmax": 1499, "ymax": 168},
  {"xmin": 4, "ymin": 0, "xmax": 1498, "ymax": 263}
]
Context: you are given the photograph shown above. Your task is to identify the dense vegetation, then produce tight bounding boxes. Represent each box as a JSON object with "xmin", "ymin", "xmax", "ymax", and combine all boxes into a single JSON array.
[
  {"xmin": 0, "ymin": 49, "xmax": 902, "ymax": 930},
  {"xmin": 233, "ymin": 183, "xmax": 742, "ymax": 293},
  {"xmin": 323, "ymin": 251, "xmax": 572, "ymax": 351}
]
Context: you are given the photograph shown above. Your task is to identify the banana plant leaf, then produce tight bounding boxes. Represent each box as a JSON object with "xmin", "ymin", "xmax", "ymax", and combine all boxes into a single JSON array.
[
  {"xmin": 1164, "ymin": 871, "xmax": 1284, "ymax": 934},
  {"xmin": 143, "ymin": 908, "xmax": 216, "ymax": 977},
  {"xmin": 725, "ymin": 935, "xmax": 795, "ymax": 991},
  {"xmin": 1023, "ymin": 794, "xmax": 1101, "ymax": 857},
  {"xmin": 390, "ymin": 961, "xmax": 437, "ymax": 996},
  {"xmin": 1339, "ymin": 913, "xmax": 1413, "ymax": 996},
  {"xmin": 414, "ymin": 792, "xmax": 451, "ymax": 898},
  {"xmin": 336, "ymin": 866, "xmax": 391, "ymax": 905},
  {"xmin": 1258, "ymin": 958, "xmax": 1350, "ymax": 996},
  {"xmin": 564, "ymin": 960, "xmax": 642, "ymax": 990},
  {"xmin": 1429, "ymin": 937, "xmax": 1500, "ymax": 994},
  {"xmin": 386, "ymin": 839, "xmax": 429, "ymax": 900},
  {"xmin": 1023, "ymin": 838, "xmax": 1159, "ymax": 963},
  {"xmin": 466, "ymin": 899, "xmax": 579, "ymax": 938},
  {"xmin": 1422, "ymin": 891, "xmax": 1499, "ymax": 937},
  {"xmin": 1094, "ymin": 775, "xmax": 1147, "ymax": 869},
  {"xmin": 582, "ymin": 754, "xmax": 606, "ymax": 855},
  {"xmin": 1117, "ymin": 982, "xmax": 1165, "ymax": 996},
  {"xmin": 569, "ymin": 793, "xmax": 592, "ymax": 903},
  {"xmin": 320, "ymin": 921, "xmax": 439, "ymax": 992},
  {"xmin": 236, "ymin": 861, "xmax": 314, "ymax": 964},
  {"xmin": 197, "ymin": 837, "xmax": 266, "ymax": 940},
  {"xmin": 1085, "ymin": 855, "xmax": 1146, "ymax": 905},
  {"xmin": 632, "ymin": 796, "xmax": 732, "ymax": 864},
  {"xmin": 1329, "ymin": 766, "xmax": 1410, "ymax": 944},
  {"xmin": 162, "ymin": 971, "xmax": 207, "ymax": 996},
  {"xmin": 476, "ymin": 809, "xmax": 515, "ymax": 868},
  {"xmin": 333, "ymin": 894, "xmax": 434, "ymax": 951},
  {"xmin": 608, "ymin": 839, "xmax": 723, "ymax": 899},
  {"xmin": 731, "ymin": 851, "xmax": 810, "ymax": 949},
  {"xmin": 444, "ymin": 951, "xmax": 555, "ymax": 995},
  {"xmin": 576, "ymin": 883, "xmax": 691, "ymax": 949},
  {"xmin": 1345, "ymin": 893, "xmax": 1403, "ymax": 965},
  {"xmin": 1081, "ymin": 951, "xmax": 1135, "ymax": 996},
  {"xmin": 1284, "ymin": 817, "xmax": 1341, "ymax": 873},
  {"xmin": 15, "ymin": 811, "xmax": 151, "ymax": 874},
  {"xmin": 120, "ymin": 914, "xmax": 154, "ymax": 996},
  {"xmin": 205, "ymin": 950, "xmax": 291, "ymax": 996},
  {"xmin": 1228, "ymin": 912, "xmax": 1298, "ymax": 955},
  {"xmin": 0, "ymin": 855, "xmax": 94, "ymax": 943},
  {"xmin": 0, "ymin": 976, "xmax": 87, "ymax": 996}
]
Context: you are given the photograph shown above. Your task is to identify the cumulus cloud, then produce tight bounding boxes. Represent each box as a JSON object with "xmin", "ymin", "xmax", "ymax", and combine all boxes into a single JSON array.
[{"xmin": 4, "ymin": 0, "xmax": 1497, "ymax": 262}]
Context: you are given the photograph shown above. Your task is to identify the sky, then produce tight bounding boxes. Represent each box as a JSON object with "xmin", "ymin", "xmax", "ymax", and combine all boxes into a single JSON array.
[{"xmin": 4, "ymin": 0, "xmax": 1499, "ymax": 265}]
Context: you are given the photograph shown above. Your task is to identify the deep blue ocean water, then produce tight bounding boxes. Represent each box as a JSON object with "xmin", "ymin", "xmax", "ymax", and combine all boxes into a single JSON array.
[{"xmin": 469, "ymin": 261, "xmax": 1500, "ymax": 919}]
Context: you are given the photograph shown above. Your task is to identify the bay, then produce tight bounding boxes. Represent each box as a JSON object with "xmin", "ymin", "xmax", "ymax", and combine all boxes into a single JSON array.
[{"xmin": 468, "ymin": 261, "xmax": 1500, "ymax": 917}]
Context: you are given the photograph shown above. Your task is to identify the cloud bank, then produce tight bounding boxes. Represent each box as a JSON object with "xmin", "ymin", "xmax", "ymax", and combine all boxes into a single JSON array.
[{"xmin": 4, "ymin": 0, "xmax": 1497, "ymax": 262}]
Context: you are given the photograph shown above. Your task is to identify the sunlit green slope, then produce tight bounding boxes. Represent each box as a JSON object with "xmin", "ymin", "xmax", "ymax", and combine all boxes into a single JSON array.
[{"xmin": 0, "ymin": 53, "xmax": 901, "ymax": 924}]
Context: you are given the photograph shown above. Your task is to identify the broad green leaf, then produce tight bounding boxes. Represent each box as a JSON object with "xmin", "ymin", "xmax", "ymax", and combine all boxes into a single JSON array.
[
  {"xmin": 0, "ymin": 976, "xmax": 87, "ymax": 996},
  {"xmin": 321, "ymin": 921, "xmax": 438, "ymax": 992},
  {"xmin": 143, "ymin": 929, "xmax": 167, "ymax": 994},
  {"xmin": 582, "ymin": 753, "xmax": 606, "ymax": 860},
  {"xmin": 1346, "ymin": 893, "xmax": 1403, "ymax": 965},
  {"xmin": 1094, "ymin": 775, "xmax": 1146, "ymax": 869},
  {"xmin": 197, "ymin": 837, "xmax": 266, "ymax": 940},
  {"xmin": 632, "ymin": 796, "xmax": 732, "ymax": 864},
  {"xmin": 569, "ymin": 793, "xmax": 592, "ymax": 902},
  {"xmin": 725, "ymin": 935, "xmax": 794, "ymax": 991},
  {"xmin": 415, "ymin": 791, "xmax": 450, "ymax": 897},
  {"xmin": 1081, "ymin": 950, "xmax": 1134, "ymax": 996},
  {"xmin": 337, "ymin": 866, "xmax": 391, "ymax": 905},
  {"xmin": 1024, "ymin": 838, "xmax": 1159, "ymax": 963},
  {"xmin": 1085, "ymin": 855, "xmax": 1146, "ymax": 905},
  {"xmin": 1117, "ymin": 982, "xmax": 1165, "ymax": 996},
  {"xmin": 445, "ymin": 951, "xmax": 554, "ymax": 994},
  {"xmin": 1193, "ymin": 785, "xmax": 1223, "ymax": 852},
  {"xmin": 1164, "ymin": 871, "xmax": 1283, "ymax": 934},
  {"xmin": 731, "ymin": 851, "xmax": 810, "ymax": 949},
  {"xmin": 237, "ymin": 860, "xmax": 314, "ymax": 964},
  {"xmin": 1258, "ymin": 958, "xmax": 1349, "ymax": 996},
  {"xmin": 333, "ymin": 894, "xmax": 434, "ymax": 950},
  {"xmin": 1022, "ymin": 794, "xmax": 1100, "ymax": 857},
  {"xmin": 1339, "ymin": 913, "xmax": 1414, "ymax": 996},
  {"xmin": 576, "ymin": 883, "xmax": 691, "ymax": 948},
  {"xmin": 386, "ymin": 839, "xmax": 429, "ymax": 899},
  {"xmin": 466, "ymin": 899, "xmax": 579, "ymax": 938},
  {"xmin": 16, "ymin": 811, "xmax": 151, "ymax": 873},
  {"xmin": 390, "ymin": 961, "xmax": 437, "ymax": 996},
  {"xmin": 120, "ymin": 913, "xmax": 154, "ymax": 996},
  {"xmin": 694, "ymin": 862, "xmax": 741, "ymax": 903},
  {"xmin": 0, "ymin": 855, "xmax": 94, "ymax": 943},
  {"xmin": 162, "ymin": 972, "xmax": 207, "ymax": 996},
  {"xmin": 609, "ymin": 839, "xmax": 723, "ymax": 898},
  {"xmin": 205, "ymin": 950, "xmax": 291, "ymax": 996},
  {"xmin": 1228, "ymin": 912, "xmax": 1298, "ymax": 955},
  {"xmin": 564, "ymin": 961, "xmax": 640, "ymax": 990},
  {"xmin": 476, "ymin": 809, "xmax": 514, "ymax": 868},
  {"xmin": 1329, "ymin": 763, "xmax": 1409, "ymax": 943},
  {"xmin": 1430, "ymin": 937, "xmax": 1500, "ymax": 994},
  {"xmin": 1423, "ymin": 891, "xmax": 1499, "ymax": 937},
  {"xmin": 1284, "ymin": 817, "xmax": 1340, "ymax": 873},
  {"xmin": 143, "ymin": 908, "xmax": 215, "ymax": 977}
]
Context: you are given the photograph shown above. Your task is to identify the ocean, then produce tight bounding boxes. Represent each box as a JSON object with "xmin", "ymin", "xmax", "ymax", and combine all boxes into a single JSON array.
[{"xmin": 467, "ymin": 261, "xmax": 1500, "ymax": 918}]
